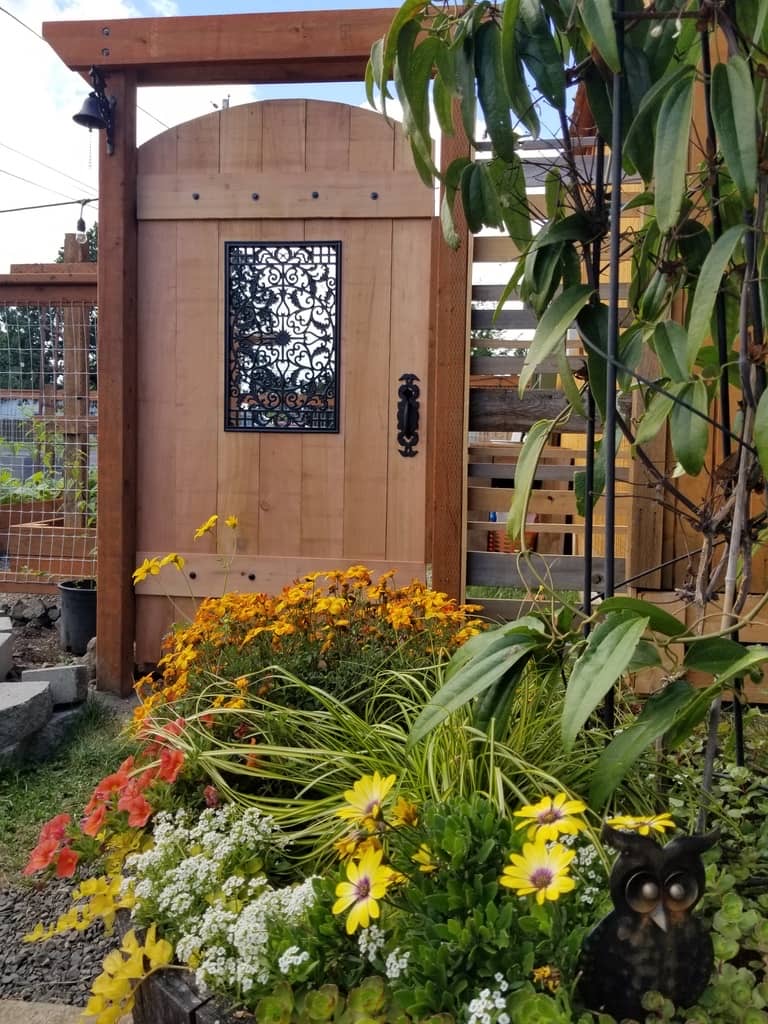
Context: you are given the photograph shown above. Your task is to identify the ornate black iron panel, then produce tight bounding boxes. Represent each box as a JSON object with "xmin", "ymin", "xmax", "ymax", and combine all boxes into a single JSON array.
[{"xmin": 225, "ymin": 242, "xmax": 340, "ymax": 432}]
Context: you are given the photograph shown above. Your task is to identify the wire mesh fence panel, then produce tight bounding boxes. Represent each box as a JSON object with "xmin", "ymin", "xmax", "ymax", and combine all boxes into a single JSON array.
[{"xmin": 0, "ymin": 300, "xmax": 97, "ymax": 585}]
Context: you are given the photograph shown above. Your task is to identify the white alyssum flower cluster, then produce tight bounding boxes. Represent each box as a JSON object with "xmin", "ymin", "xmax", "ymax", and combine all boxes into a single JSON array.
[
  {"xmin": 384, "ymin": 948, "xmax": 410, "ymax": 980},
  {"xmin": 358, "ymin": 924, "xmax": 386, "ymax": 964},
  {"xmin": 465, "ymin": 974, "xmax": 510, "ymax": 1024},
  {"xmin": 278, "ymin": 946, "xmax": 310, "ymax": 975},
  {"xmin": 124, "ymin": 804, "xmax": 318, "ymax": 1000}
]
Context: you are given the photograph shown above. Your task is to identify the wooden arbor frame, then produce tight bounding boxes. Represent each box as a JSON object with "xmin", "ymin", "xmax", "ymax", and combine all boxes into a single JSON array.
[{"xmin": 43, "ymin": 8, "xmax": 471, "ymax": 696}]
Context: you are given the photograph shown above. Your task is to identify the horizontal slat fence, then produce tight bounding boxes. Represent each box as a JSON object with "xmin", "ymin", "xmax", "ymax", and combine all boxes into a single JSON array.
[{"xmin": 465, "ymin": 139, "xmax": 635, "ymax": 615}]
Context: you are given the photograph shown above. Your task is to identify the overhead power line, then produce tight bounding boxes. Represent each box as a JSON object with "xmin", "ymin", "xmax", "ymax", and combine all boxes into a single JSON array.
[
  {"xmin": 0, "ymin": 198, "xmax": 99, "ymax": 215},
  {"xmin": 0, "ymin": 5, "xmax": 170, "ymax": 130},
  {"xmin": 0, "ymin": 142, "xmax": 95, "ymax": 194},
  {"xmin": 0, "ymin": 167, "xmax": 85, "ymax": 202}
]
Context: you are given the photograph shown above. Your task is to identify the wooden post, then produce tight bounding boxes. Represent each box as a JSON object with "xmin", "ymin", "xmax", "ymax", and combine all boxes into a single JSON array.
[
  {"xmin": 61, "ymin": 233, "xmax": 90, "ymax": 528},
  {"xmin": 96, "ymin": 71, "xmax": 138, "ymax": 696},
  {"xmin": 429, "ymin": 124, "xmax": 472, "ymax": 599}
]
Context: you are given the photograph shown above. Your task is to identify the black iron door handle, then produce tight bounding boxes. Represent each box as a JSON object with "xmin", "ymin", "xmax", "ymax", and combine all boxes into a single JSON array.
[{"xmin": 397, "ymin": 373, "xmax": 420, "ymax": 457}]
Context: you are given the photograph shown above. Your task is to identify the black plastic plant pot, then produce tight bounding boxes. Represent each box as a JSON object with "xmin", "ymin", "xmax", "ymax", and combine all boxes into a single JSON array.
[{"xmin": 57, "ymin": 578, "xmax": 97, "ymax": 656}]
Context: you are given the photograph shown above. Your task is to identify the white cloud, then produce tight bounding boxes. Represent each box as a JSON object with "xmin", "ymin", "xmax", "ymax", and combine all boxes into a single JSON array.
[{"xmin": 0, "ymin": 0, "xmax": 258, "ymax": 272}]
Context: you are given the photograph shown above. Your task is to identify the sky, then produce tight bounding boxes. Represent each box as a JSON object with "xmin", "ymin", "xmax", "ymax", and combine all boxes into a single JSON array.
[{"xmin": 0, "ymin": 0, "xmax": 403, "ymax": 272}]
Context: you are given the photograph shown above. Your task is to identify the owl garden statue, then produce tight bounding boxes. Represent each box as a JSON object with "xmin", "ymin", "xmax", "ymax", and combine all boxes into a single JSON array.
[{"xmin": 579, "ymin": 824, "xmax": 719, "ymax": 1021}]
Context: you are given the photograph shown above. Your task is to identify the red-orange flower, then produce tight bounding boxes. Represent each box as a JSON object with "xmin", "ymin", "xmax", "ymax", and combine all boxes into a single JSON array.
[
  {"xmin": 55, "ymin": 847, "xmax": 80, "ymax": 878},
  {"xmin": 23, "ymin": 837, "xmax": 60, "ymax": 875},
  {"xmin": 40, "ymin": 813, "xmax": 71, "ymax": 842},
  {"xmin": 81, "ymin": 804, "xmax": 107, "ymax": 837},
  {"xmin": 157, "ymin": 748, "xmax": 185, "ymax": 784},
  {"xmin": 117, "ymin": 781, "xmax": 153, "ymax": 828}
]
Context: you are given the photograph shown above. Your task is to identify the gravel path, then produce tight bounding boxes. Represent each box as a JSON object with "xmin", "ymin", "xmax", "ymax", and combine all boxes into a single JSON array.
[{"xmin": 0, "ymin": 879, "xmax": 118, "ymax": 1006}]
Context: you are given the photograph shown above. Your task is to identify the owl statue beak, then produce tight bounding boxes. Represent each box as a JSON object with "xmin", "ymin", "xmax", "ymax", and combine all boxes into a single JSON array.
[{"xmin": 650, "ymin": 904, "xmax": 668, "ymax": 932}]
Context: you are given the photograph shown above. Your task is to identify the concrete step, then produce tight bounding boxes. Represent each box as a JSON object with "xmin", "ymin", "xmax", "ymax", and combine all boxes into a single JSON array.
[{"xmin": 0, "ymin": 681, "xmax": 52, "ymax": 752}]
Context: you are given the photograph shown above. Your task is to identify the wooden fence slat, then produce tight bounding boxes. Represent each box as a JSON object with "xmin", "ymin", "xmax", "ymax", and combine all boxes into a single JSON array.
[{"xmin": 467, "ymin": 551, "xmax": 624, "ymax": 590}]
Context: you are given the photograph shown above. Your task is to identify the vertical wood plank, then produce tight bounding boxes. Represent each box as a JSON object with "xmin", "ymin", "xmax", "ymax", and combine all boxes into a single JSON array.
[
  {"xmin": 136, "ymin": 121, "xmax": 179, "ymax": 663},
  {"xmin": 217, "ymin": 103, "xmax": 265, "ymax": 558},
  {"xmin": 97, "ymin": 71, "xmax": 138, "ymax": 696},
  {"xmin": 256, "ymin": 101, "xmax": 306, "ymax": 557},
  {"xmin": 430, "ymin": 119, "xmax": 471, "ymax": 599},
  {"xmin": 339, "ymin": 219, "xmax": 392, "ymax": 560},
  {"xmin": 299, "ymin": 102, "xmax": 350, "ymax": 560},
  {"xmin": 387, "ymin": 218, "xmax": 430, "ymax": 566}
]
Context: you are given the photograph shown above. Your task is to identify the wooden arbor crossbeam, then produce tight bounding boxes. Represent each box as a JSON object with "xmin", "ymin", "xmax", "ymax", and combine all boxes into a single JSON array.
[
  {"xmin": 41, "ymin": 9, "xmax": 397, "ymax": 85},
  {"xmin": 42, "ymin": 8, "xmax": 469, "ymax": 697}
]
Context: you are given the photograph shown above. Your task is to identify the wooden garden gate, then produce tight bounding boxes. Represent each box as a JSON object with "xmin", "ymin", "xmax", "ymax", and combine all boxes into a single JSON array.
[{"xmin": 132, "ymin": 99, "xmax": 435, "ymax": 661}]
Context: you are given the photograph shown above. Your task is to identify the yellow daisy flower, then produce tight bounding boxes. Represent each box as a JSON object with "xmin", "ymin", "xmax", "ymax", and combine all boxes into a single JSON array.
[
  {"xmin": 225, "ymin": 515, "xmax": 239, "ymax": 529},
  {"xmin": 132, "ymin": 557, "xmax": 161, "ymax": 584},
  {"xmin": 332, "ymin": 847, "xmax": 392, "ymax": 934},
  {"xmin": 605, "ymin": 812, "xmax": 676, "ymax": 836},
  {"xmin": 390, "ymin": 797, "xmax": 419, "ymax": 827},
  {"xmin": 411, "ymin": 844, "xmax": 437, "ymax": 874},
  {"xmin": 500, "ymin": 839, "xmax": 576, "ymax": 905},
  {"xmin": 194, "ymin": 514, "xmax": 218, "ymax": 539},
  {"xmin": 159, "ymin": 552, "xmax": 186, "ymax": 571},
  {"xmin": 513, "ymin": 792, "xmax": 586, "ymax": 841},
  {"xmin": 337, "ymin": 772, "xmax": 396, "ymax": 831}
]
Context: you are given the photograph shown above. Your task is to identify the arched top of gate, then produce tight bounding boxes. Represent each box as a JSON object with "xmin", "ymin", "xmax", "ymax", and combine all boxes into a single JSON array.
[{"xmin": 138, "ymin": 98, "xmax": 409, "ymax": 177}]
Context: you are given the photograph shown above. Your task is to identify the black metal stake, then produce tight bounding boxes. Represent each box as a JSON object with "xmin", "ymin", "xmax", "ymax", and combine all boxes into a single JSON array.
[{"xmin": 602, "ymin": 0, "xmax": 625, "ymax": 729}]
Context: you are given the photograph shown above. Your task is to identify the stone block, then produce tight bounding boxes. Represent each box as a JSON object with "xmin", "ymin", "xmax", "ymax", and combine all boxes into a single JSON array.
[
  {"xmin": 0, "ymin": 680, "xmax": 52, "ymax": 749},
  {"xmin": 17, "ymin": 704, "xmax": 87, "ymax": 761},
  {"xmin": 22, "ymin": 663, "xmax": 89, "ymax": 706},
  {"xmin": 0, "ymin": 616, "xmax": 12, "ymax": 632},
  {"xmin": 0, "ymin": 629, "xmax": 14, "ymax": 680}
]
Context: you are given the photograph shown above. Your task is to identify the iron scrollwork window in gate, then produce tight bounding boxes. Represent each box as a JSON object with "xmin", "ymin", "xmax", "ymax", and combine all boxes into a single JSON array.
[{"xmin": 225, "ymin": 242, "xmax": 340, "ymax": 432}]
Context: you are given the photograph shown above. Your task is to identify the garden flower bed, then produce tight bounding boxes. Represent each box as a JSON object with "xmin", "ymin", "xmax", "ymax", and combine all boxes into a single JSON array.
[{"xmin": 18, "ymin": 525, "xmax": 768, "ymax": 1024}]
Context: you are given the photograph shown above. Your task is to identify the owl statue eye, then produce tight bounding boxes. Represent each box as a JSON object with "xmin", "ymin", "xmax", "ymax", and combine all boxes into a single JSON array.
[
  {"xmin": 625, "ymin": 871, "xmax": 660, "ymax": 912},
  {"xmin": 664, "ymin": 871, "xmax": 699, "ymax": 911}
]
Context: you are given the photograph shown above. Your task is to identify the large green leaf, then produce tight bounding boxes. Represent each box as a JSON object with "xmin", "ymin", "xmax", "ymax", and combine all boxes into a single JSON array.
[
  {"xmin": 486, "ymin": 156, "xmax": 532, "ymax": 249},
  {"xmin": 508, "ymin": 419, "xmax": 554, "ymax": 545},
  {"xmin": 653, "ymin": 72, "xmax": 695, "ymax": 233},
  {"xmin": 579, "ymin": 0, "xmax": 620, "ymax": 72},
  {"xmin": 380, "ymin": 0, "xmax": 430, "ymax": 109},
  {"xmin": 501, "ymin": 0, "xmax": 540, "ymax": 137},
  {"xmin": 712, "ymin": 645, "xmax": 768, "ymax": 687},
  {"xmin": 395, "ymin": 30, "xmax": 440, "ymax": 183},
  {"xmin": 686, "ymin": 224, "xmax": 745, "ymax": 367},
  {"xmin": 663, "ymin": 682, "xmax": 721, "ymax": 750},
  {"xmin": 476, "ymin": 22, "xmax": 517, "ymax": 163},
  {"xmin": 669, "ymin": 379, "xmax": 710, "ymax": 475},
  {"xmin": 577, "ymin": 301, "xmax": 608, "ymax": 420},
  {"xmin": 624, "ymin": 65, "xmax": 694, "ymax": 183},
  {"xmin": 445, "ymin": 615, "xmax": 546, "ymax": 680},
  {"xmin": 711, "ymin": 56, "xmax": 758, "ymax": 208},
  {"xmin": 519, "ymin": 285, "xmax": 594, "ymax": 392},
  {"xmin": 652, "ymin": 321, "xmax": 689, "ymax": 383},
  {"xmin": 562, "ymin": 613, "xmax": 649, "ymax": 751},
  {"xmin": 409, "ymin": 626, "xmax": 547, "ymax": 744},
  {"xmin": 460, "ymin": 162, "xmax": 485, "ymax": 234},
  {"xmin": 683, "ymin": 636, "xmax": 751, "ymax": 676},
  {"xmin": 634, "ymin": 385, "xmax": 679, "ymax": 446},
  {"xmin": 517, "ymin": 0, "xmax": 566, "ymax": 109},
  {"xmin": 454, "ymin": 36, "xmax": 478, "ymax": 144},
  {"xmin": 439, "ymin": 157, "xmax": 471, "ymax": 250},
  {"xmin": 598, "ymin": 596, "xmax": 688, "ymax": 637},
  {"xmin": 755, "ymin": 389, "xmax": 768, "ymax": 479},
  {"xmin": 589, "ymin": 681, "xmax": 696, "ymax": 806}
]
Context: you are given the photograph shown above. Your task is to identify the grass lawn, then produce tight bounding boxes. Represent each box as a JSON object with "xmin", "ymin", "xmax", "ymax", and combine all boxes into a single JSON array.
[{"xmin": 0, "ymin": 699, "xmax": 134, "ymax": 882}]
